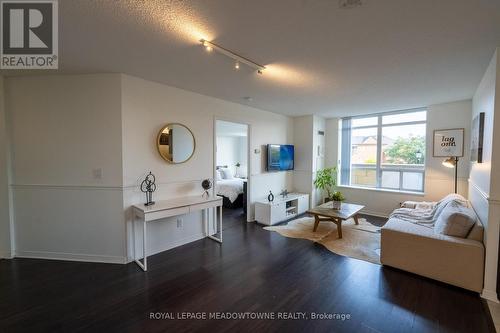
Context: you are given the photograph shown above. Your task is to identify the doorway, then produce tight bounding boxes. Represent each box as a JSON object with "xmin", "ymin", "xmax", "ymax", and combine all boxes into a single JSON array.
[{"xmin": 214, "ymin": 119, "xmax": 250, "ymax": 223}]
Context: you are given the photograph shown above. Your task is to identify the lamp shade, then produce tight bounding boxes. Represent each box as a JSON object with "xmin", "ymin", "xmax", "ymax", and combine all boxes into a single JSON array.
[{"xmin": 442, "ymin": 157, "xmax": 456, "ymax": 168}]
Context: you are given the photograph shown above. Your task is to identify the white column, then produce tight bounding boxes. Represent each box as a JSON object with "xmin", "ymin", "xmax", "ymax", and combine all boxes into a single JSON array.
[{"xmin": 0, "ymin": 76, "xmax": 14, "ymax": 259}]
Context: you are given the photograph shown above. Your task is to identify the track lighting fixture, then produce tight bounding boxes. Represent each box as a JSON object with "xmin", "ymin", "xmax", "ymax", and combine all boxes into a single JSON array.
[
  {"xmin": 202, "ymin": 40, "xmax": 213, "ymax": 52},
  {"xmin": 200, "ymin": 39, "xmax": 265, "ymax": 74}
]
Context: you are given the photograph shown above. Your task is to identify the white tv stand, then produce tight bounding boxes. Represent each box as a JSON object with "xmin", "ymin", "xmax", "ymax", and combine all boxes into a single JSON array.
[{"xmin": 255, "ymin": 193, "xmax": 309, "ymax": 225}]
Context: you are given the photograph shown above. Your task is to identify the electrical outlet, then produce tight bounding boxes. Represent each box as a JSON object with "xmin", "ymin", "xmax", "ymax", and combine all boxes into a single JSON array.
[
  {"xmin": 92, "ymin": 168, "xmax": 103, "ymax": 179},
  {"xmin": 176, "ymin": 218, "xmax": 183, "ymax": 228}
]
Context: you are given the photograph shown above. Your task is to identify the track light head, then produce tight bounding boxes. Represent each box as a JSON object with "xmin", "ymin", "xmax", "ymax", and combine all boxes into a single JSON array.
[
  {"xmin": 200, "ymin": 39, "xmax": 212, "ymax": 52},
  {"xmin": 199, "ymin": 39, "xmax": 265, "ymax": 74}
]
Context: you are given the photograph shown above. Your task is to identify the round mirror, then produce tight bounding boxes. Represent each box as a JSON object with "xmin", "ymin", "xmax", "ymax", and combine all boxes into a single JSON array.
[{"xmin": 157, "ymin": 123, "xmax": 195, "ymax": 164}]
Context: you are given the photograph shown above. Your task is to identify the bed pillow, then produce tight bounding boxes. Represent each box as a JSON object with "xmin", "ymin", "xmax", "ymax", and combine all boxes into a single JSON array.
[
  {"xmin": 434, "ymin": 201, "xmax": 477, "ymax": 238},
  {"xmin": 220, "ymin": 168, "xmax": 234, "ymax": 180},
  {"xmin": 215, "ymin": 170, "xmax": 223, "ymax": 181}
]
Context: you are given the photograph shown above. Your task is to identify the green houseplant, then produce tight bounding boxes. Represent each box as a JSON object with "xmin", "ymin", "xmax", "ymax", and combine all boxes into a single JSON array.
[
  {"xmin": 314, "ymin": 167, "xmax": 345, "ymax": 209},
  {"xmin": 330, "ymin": 191, "xmax": 345, "ymax": 210}
]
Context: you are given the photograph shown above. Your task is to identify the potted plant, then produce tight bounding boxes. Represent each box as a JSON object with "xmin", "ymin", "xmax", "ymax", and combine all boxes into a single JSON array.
[
  {"xmin": 314, "ymin": 167, "xmax": 338, "ymax": 202},
  {"xmin": 314, "ymin": 167, "xmax": 345, "ymax": 209},
  {"xmin": 330, "ymin": 191, "xmax": 345, "ymax": 210}
]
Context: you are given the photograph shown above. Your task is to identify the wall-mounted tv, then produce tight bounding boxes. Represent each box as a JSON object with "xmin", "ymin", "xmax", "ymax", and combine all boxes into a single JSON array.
[{"xmin": 267, "ymin": 144, "xmax": 294, "ymax": 171}]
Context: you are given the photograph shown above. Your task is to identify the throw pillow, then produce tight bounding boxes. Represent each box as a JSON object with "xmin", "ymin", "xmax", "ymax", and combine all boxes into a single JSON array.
[
  {"xmin": 220, "ymin": 168, "xmax": 234, "ymax": 180},
  {"xmin": 216, "ymin": 170, "xmax": 223, "ymax": 181},
  {"xmin": 434, "ymin": 201, "xmax": 477, "ymax": 238}
]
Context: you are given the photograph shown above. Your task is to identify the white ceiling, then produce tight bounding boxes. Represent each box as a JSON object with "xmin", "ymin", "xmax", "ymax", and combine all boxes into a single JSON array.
[{"xmin": 3, "ymin": 0, "xmax": 500, "ymax": 117}]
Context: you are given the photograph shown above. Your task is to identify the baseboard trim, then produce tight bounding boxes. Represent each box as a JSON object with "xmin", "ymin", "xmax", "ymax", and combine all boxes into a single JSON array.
[
  {"xmin": 0, "ymin": 250, "xmax": 13, "ymax": 259},
  {"xmin": 15, "ymin": 250, "xmax": 127, "ymax": 264},
  {"xmin": 126, "ymin": 232, "xmax": 210, "ymax": 263},
  {"xmin": 361, "ymin": 209, "xmax": 389, "ymax": 219},
  {"xmin": 481, "ymin": 289, "xmax": 499, "ymax": 303}
]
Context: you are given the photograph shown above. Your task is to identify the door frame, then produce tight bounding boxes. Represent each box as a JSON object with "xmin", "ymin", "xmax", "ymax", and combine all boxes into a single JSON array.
[{"xmin": 213, "ymin": 117, "xmax": 252, "ymax": 222}]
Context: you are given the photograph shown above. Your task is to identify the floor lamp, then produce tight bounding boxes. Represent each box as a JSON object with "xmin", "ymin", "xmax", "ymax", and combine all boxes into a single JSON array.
[{"xmin": 442, "ymin": 157, "xmax": 459, "ymax": 193}]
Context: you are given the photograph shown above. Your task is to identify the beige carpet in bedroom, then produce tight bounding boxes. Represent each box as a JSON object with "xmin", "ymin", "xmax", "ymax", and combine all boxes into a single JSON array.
[{"xmin": 264, "ymin": 217, "xmax": 381, "ymax": 264}]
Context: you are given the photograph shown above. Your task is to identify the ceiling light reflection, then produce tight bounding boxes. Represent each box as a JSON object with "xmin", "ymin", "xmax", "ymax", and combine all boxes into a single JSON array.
[
  {"xmin": 263, "ymin": 64, "xmax": 321, "ymax": 88},
  {"xmin": 119, "ymin": 0, "xmax": 215, "ymax": 43}
]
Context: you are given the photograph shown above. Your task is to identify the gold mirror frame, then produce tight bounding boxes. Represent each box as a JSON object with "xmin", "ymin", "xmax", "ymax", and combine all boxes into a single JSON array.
[{"xmin": 156, "ymin": 123, "xmax": 196, "ymax": 164}]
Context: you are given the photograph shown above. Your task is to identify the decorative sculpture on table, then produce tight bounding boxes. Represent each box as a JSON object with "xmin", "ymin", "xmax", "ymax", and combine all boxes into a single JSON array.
[
  {"xmin": 268, "ymin": 190, "xmax": 274, "ymax": 202},
  {"xmin": 140, "ymin": 172, "xmax": 157, "ymax": 206},
  {"xmin": 202, "ymin": 179, "xmax": 212, "ymax": 198}
]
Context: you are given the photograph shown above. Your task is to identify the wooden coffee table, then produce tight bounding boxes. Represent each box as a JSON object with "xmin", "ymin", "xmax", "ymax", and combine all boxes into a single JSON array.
[{"xmin": 307, "ymin": 202, "xmax": 365, "ymax": 239}]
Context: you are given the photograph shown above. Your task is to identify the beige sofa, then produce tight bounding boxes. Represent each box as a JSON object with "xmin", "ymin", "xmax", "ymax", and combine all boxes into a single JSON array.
[{"xmin": 380, "ymin": 198, "xmax": 485, "ymax": 292}]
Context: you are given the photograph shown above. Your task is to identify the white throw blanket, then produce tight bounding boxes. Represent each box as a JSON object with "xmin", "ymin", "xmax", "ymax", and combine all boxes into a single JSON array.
[{"xmin": 389, "ymin": 194, "xmax": 469, "ymax": 228}]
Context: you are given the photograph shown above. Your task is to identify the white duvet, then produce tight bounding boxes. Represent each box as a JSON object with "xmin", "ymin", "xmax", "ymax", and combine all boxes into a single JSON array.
[{"xmin": 216, "ymin": 179, "xmax": 244, "ymax": 203}]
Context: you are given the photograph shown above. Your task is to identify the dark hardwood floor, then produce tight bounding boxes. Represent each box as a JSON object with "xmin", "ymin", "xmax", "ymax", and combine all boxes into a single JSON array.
[{"xmin": 0, "ymin": 209, "xmax": 494, "ymax": 333}]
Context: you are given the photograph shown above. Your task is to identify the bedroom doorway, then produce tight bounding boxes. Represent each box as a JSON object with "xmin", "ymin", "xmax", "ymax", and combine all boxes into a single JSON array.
[{"xmin": 214, "ymin": 120, "xmax": 249, "ymax": 222}]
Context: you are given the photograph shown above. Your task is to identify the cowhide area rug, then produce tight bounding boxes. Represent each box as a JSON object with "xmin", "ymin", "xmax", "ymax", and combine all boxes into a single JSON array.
[{"xmin": 264, "ymin": 217, "xmax": 381, "ymax": 264}]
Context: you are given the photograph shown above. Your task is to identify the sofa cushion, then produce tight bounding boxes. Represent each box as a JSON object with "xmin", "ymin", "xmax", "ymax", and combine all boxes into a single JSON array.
[{"xmin": 434, "ymin": 201, "xmax": 477, "ymax": 238}]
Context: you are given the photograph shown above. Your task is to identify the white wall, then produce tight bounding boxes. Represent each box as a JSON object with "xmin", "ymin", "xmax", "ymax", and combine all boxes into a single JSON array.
[
  {"xmin": 292, "ymin": 115, "xmax": 327, "ymax": 207},
  {"xmin": 4, "ymin": 73, "xmax": 294, "ymax": 263},
  {"xmin": 325, "ymin": 118, "xmax": 339, "ymax": 170},
  {"xmin": 121, "ymin": 74, "xmax": 293, "ymax": 259},
  {"xmin": 327, "ymin": 100, "xmax": 472, "ymax": 217},
  {"xmin": 0, "ymin": 76, "xmax": 13, "ymax": 258},
  {"xmin": 5, "ymin": 74, "xmax": 127, "ymax": 263},
  {"xmin": 312, "ymin": 116, "xmax": 326, "ymax": 206},
  {"xmin": 469, "ymin": 48, "xmax": 500, "ymax": 302},
  {"xmin": 292, "ymin": 116, "xmax": 314, "ymax": 205},
  {"xmin": 216, "ymin": 135, "xmax": 247, "ymax": 177}
]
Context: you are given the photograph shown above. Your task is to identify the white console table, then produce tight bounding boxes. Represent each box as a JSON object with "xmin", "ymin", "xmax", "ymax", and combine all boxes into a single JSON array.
[{"xmin": 132, "ymin": 195, "xmax": 223, "ymax": 271}]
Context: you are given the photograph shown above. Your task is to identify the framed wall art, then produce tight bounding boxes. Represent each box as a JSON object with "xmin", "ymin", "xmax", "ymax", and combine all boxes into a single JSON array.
[
  {"xmin": 471, "ymin": 112, "xmax": 485, "ymax": 163},
  {"xmin": 433, "ymin": 128, "xmax": 464, "ymax": 157}
]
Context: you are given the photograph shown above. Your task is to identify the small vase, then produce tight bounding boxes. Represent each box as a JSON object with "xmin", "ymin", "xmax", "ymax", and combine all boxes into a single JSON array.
[
  {"xmin": 268, "ymin": 191, "xmax": 274, "ymax": 202},
  {"xmin": 332, "ymin": 201, "xmax": 341, "ymax": 210}
]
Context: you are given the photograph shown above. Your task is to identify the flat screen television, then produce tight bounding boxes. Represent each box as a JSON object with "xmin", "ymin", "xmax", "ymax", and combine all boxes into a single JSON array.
[{"xmin": 267, "ymin": 144, "xmax": 294, "ymax": 171}]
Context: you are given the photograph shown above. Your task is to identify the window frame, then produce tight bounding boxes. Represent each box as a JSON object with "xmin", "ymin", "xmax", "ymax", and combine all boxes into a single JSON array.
[{"xmin": 340, "ymin": 108, "xmax": 427, "ymax": 193}]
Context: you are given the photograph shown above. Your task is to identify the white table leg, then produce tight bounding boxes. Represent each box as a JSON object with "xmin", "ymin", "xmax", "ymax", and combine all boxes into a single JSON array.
[
  {"xmin": 207, "ymin": 204, "xmax": 222, "ymax": 244},
  {"xmin": 219, "ymin": 204, "xmax": 223, "ymax": 242},
  {"xmin": 133, "ymin": 214, "xmax": 147, "ymax": 272},
  {"xmin": 132, "ymin": 213, "xmax": 136, "ymax": 262},
  {"xmin": 143, "ymin": 219, "xmax": 147, "ymax": 271},
  {"xmin": 205, "ymin": 208, "xmax": 209, "ymax": 236},
  {"xmin": 213, "ymin": 206, "xmax": 216, "ymax": 234}
]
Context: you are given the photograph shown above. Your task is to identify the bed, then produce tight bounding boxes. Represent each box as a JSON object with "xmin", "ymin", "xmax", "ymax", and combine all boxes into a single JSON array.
[{"xmin": 216, "ymin": 166, "xmax": 246, "ymax": 209}]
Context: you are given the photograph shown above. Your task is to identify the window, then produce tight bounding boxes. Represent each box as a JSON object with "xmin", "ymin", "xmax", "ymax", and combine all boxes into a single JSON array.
[{"xmin": 340, "ymin": 109, "xmax": 426, "ymax": 192}]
